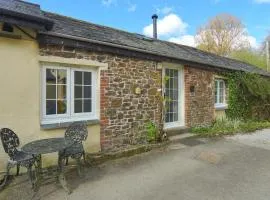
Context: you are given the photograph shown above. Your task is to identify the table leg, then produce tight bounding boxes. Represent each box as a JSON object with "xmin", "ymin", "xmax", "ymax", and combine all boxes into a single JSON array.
[{"xmin": 35, "ymin": 154, "xmax": 42, "ymax": 191}]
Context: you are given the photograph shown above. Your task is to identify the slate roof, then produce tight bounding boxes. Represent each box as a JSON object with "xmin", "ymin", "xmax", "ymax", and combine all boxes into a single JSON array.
[
  {"xmin": 42, "ymin": 12, "xmax": 270, "ymax": 76},
  {"xmin": 2, "ymin": 1, "xmax": 268, "ymax": 76},
  {"xmin": 0, "ymin": 0, "xmax": 53, "ymax": 30}
]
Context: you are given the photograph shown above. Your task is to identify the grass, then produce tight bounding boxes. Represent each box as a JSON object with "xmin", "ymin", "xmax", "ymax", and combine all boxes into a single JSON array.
[{"xmin": 191, "ymin": 118, "xmax": 270, "ymax": 137}]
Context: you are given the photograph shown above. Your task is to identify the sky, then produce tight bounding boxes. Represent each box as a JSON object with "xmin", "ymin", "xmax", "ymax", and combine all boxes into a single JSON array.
[{"xmin": 28, "ymin": 0, "xmax": 270, "ymax": 48}]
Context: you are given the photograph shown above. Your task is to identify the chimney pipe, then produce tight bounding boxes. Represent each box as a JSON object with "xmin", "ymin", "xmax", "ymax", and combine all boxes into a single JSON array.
[{"xmin": 152, "ymin": 14, "xmax": 158, "ymax": 39}]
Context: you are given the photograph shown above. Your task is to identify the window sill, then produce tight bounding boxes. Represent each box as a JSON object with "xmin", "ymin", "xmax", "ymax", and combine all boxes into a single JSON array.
[
  {"xmin": 40, "ymin": 119, "xmax": 100, "ymax": 130},
  {"xmin": 215, "ymin": 104, "xmax": 228, "ymax": 110}
]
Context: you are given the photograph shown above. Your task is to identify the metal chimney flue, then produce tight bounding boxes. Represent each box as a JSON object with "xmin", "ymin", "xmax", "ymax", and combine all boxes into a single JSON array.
[{"xmin": 152, "ymin": 14, "xmax": 158, "ymax": 39}]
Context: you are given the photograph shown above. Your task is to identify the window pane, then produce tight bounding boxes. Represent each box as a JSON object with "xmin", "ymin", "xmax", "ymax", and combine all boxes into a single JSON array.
[
  {"xmin": 75, "ymin": 71, "xmax": 82, "ymax": 85},
  {"xmin": 46, "ymin": 69, "xmax": 56, "ymax": 84},
  {"xmin": 84, "ymin": 86, "xmax": 91, "ymax": 98},
  {"xmin": 57, "ymin": 70, "xmax": 67, "ymax": 84},
  {"xmin": 46, "ymin": 100, "xmax": 56, "ymax": 115},
  {"xmin": 75, "ymin": 86, "xmax": 82, "ymax": 98},
  {"xmin": 75, "ymin": 100, "xmax": 83, "ymax": 113},
  {"xmin": 173, "ymin": 102, "xmax": 178, "ymax": 112},
  {"xmin": 219, "ymin": 92, "xmax": 224, "ymax": 103},
  {"xmin": 57, "ymin": 100, "xmax": 67, "ymax": 114},
  {"xmin": 84, "ymin": 72, "xmax": 92, "ymax": 85},
  {"xmin": 215, "ymin": 80, "xmax": 226, "ymax": 104},
  {"xmin": 57, "ymin": 85, "xmax": 66, "ymax": 99},
  {"xmin": 169, "ymin": 78, "xmax": 173, "ymax": 89},
  {"xmin": 84, "ymin": 99, "xmax": 92, "ymax": 112},
  {"xmin": 169, "ymin": 113, "xmax": 173, "ymax": 122},
  {"xmin": 169, "ymin": 102, "xmax": 174, "ymax": 113},
  {"xmin": 173, "ymin": 78, "xmax": 178, "ymax": 89},
  {"xmin": 165, "ymin": 69, "xmax": 170, "ymax": 76},
  {"xmin": 173, "ymin": 113, "xmax": 178, "ymax": 121},
  {"xmin": 165, "ymin": 113, "xmax": 169, "ymax": 123},
  {"xmin": 219, "ymin": 81, "xmax": 224, "ymax": 89},
  {"xmin": 46, "ymin": 85, "xmax": 56, "ymax": 99},
  {"xmin": 174, "ymin": 70, "xmax": 178, "ymax": 78},
  {"xmin": 215, "ymin": 81, "xmax": 219, "ymax": 104}
]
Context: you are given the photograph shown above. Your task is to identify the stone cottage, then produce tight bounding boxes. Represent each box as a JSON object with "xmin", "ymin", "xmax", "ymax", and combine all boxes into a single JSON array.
[{"xmin": 0, "ymin": 0, "xmax": 269, "ymax": 170}]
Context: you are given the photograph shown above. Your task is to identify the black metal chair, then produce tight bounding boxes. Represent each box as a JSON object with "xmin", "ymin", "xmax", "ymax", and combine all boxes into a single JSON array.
[
  {"xmin": 58, "ymin": 122, "xmax": 88, "ymax": 176},
  {"xmin": 0, "ymin": 128, "xmax": 39, "ymax": 190}
]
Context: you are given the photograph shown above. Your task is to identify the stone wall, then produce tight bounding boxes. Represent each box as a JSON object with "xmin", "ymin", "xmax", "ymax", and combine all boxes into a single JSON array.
[
  {"xmin": 40, "ymin": 44, "xmax": 163, "ymax": 151},
  {"xmin": 185, "ymin": 66, "xmax": 215, "ymax": 127},
  {"xmin": 39, "ymin": 43, "xmax": 219, "ymax": 150}
]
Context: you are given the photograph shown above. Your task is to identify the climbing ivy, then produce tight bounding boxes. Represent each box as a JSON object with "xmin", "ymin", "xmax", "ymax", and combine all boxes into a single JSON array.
[{"xmin": 226, "ymin": 72, "xmax": 270, "ymax": 120}]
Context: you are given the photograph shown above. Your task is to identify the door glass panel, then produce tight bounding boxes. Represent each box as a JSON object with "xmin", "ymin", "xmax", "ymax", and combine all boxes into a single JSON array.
[{"xmin": 165, "ymin": 69, "xmax": 179, "ymax": 123}]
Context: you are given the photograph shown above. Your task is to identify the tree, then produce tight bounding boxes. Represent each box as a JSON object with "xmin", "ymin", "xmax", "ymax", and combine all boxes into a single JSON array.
[
  {"xmin": 230, "ymin": 49, "xmax": 267, "ymax": 70},
  {"xmin": 195, "ymin": 14, "xmax": 249, "ymax": 56}
]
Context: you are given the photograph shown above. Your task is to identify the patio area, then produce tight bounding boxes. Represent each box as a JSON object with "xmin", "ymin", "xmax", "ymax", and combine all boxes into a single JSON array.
[
  {"xmin": 2, "ymin": 129, "xmax": 270, "ymax": 200},
  {"xmin": 0, "ymin": 122, "xmax": 89, "ymax": 194}
]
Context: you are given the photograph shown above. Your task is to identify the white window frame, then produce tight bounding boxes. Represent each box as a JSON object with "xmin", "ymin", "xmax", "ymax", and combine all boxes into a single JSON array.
[
  {"xmin": 41, "ymin": 64, "xmax": 98, "ymax": 125},
  {"xmin": 215, "ymin": 79, "xmax": 227, "ymax": 110},
  {"xmin": 71, "ymin": 68, "xmax": 97, "ymax": 119},
  {"xmin": 163, "ymin": 64, "xmax": 185, "ymax": 129}
]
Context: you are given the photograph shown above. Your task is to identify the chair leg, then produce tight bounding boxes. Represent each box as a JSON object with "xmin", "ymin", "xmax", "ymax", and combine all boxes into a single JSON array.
[
  {"xmin": 76, "ymin": 158, "xmax": 82, "ymax": 177},
  {"xmin": 0, "ymin": 174, "xmax": 8, "ymax": 191},
  {"xmin": 58, "ymin": 155, "xmax": 65, "ymax": 172},
  {"xmin": 6, "ymin": 162, "xmax": 12, "ymax": 177},
  {"xmin": 16, "ymin": 164, "xmax": 20, "ymax": 176},
  {"xmin": 0, "ymin": 162, "xmax": 13, "ymax": 191},
  {"xmin": 83, "ymin": 151, "xmax": 86, "ymax": 164},
  {"xmin": 27, "ymin": 166, "xmax": 33, "ymax": 187},
  {"xmin": 65, "ymin": 158, "xmax": 69, "ymax": 166},
  {"xmin": 27, "ymin": 165, "xmax": 37, "ymax": 190}
]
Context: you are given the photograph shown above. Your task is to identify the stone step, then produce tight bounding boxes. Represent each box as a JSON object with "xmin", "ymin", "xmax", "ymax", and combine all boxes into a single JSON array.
[
  {"xmin": 165, "ymin": 126, "xmax": 190, "ymax": 137},
  {"xmin": 169, "ymin": 133, "xmax": 194, "ymax": 144}
]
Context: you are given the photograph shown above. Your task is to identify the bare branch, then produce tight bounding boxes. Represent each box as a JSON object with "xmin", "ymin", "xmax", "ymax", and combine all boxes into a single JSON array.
[{"xmin": 195, "ymin": 13, "xmax": 248, "ymax": 56}]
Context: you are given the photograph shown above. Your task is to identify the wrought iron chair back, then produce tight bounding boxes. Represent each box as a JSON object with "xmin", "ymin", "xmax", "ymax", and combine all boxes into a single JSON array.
[
  {"xmin": 64, "ymin": 122, "xmax": 88, "ymax": 144},
  {"xmin": 0, "ymin": 128, "xmax": 20, "ymax": 158},
  {"xmin": 0, "ymin": 128, "xmax": 38, "ymax": 191}
]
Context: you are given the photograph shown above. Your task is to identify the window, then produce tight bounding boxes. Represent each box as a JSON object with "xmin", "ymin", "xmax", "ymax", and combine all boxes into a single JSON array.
[
  {"xmin": 73, "ymin": 71, "xmax": 92, "ymax": 113},
  {"xmin": 42, "ymin": 65, "xmax": 97, "ymax": 124},
  {"xmin": 215, "ymin": 79, "xmax": 227, "ymax": 109}
]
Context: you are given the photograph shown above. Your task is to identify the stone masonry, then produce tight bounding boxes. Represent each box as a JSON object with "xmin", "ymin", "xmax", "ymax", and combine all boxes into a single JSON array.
[
  {"xmin": 40, "ymin": 44, "xmax": 217, "ymax": 151},
  {"xmin": 40, "ymin": 44, "xmax": 163, "ymax": 151},
  {"xmin": 185, "ymin": 66, "xmax": 215, "ymax": 127}
]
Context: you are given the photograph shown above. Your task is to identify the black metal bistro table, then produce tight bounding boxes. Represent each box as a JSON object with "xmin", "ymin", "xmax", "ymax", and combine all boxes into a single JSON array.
[{"xmin": 22, "ymin": 138, "xmax": 74, "ymax": 193}]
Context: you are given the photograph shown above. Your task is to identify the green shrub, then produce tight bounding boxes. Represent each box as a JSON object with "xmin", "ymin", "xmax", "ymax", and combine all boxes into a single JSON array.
[
  {"xmin": 226, "ymin": 72, "xmax": 270, "ymax": 120},
  {"xmin": 145, "ymin": 121, "xmax": 158, "ymax": 142},
  {"xmin": 192, "ymin": 118, "xmax": 270, "ymax": 137}
]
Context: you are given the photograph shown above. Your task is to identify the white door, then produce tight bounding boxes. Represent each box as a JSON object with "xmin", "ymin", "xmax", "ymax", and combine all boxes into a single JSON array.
[{"xmin": 164, "ymin": 67, "xmax": 184, "ymax": 128}]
